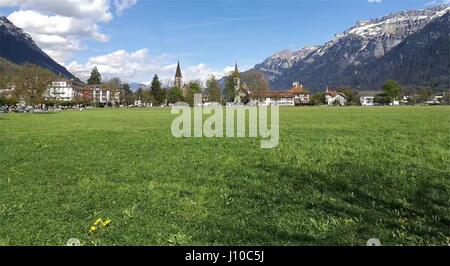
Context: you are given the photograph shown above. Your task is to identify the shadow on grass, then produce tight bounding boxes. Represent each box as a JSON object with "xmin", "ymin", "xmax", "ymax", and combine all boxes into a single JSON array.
[{"xmin": 222, "ymin": 160, "xmax": 449, "ymax": 245}]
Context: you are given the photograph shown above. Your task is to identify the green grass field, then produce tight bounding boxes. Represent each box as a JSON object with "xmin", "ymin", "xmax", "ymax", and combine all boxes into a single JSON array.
[{"xmin": 0, "ymin": 106, "xmax": 449, "ymax": 246}]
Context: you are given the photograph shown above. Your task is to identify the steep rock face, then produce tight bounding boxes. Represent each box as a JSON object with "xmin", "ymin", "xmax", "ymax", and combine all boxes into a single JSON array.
[
  {"xmin": 254, "ymin": 46, "xmax": 319, "ymax": 82},
  {"xmin": 251, "ymin": 5, "xmax": 450, "ymax": 91},
  {"xmin": 0, "ymin": 16, "xmax": 77, "ymax": 80},
  {"xmin": 342, "ymin": 11, "xmax": 450, "ymax": 89}
]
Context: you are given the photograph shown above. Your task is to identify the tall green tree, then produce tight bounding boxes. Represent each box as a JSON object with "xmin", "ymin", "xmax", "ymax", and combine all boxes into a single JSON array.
[
  {"xmin": 122, "ymin": 83, "xmax": 134, "ymax": 106},
  {"xmin": 205, "ymin": 75, "xmax": 222, "ymax": 103},
  {"xmin": 150, "ymin": 75, "xmax": 165, "ymax": 106},
  {"xmin": 223, "ymin": 74, "xmax": 236, "ymax": 103},
  {"xmin": 87, "ymin": 66, "xmax": 102, "ymax": 85},
  {"xmin": 167, "ymin": 86, "xmax": 184, "ymax": 104},
  {"xmin": 382, "ymin": 80, "xmax": 402, "ymax": 99},
  {"xmin": 135, "ymin": 87, "xmax": 145, "ymax": 100},
  {"xmin": 185, "ymin": 81, "xmax": 202, "ymax": 106}
]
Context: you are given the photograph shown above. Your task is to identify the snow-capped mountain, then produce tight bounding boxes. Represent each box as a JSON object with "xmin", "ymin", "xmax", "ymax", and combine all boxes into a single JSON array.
[
  {"xmin": 254, "ymin": 46, "xmax": 319, "ymax": 82},
  {"xmin": 342, "ymin": 9, "xmax": 449, "ymax": 89},
  {"xmin": 0, "ymin": 16, "xmax": 77, "ymax": 80},
  {"xmin": 251, "ymin": 5, "xmax": 450, "ymax": 90}
]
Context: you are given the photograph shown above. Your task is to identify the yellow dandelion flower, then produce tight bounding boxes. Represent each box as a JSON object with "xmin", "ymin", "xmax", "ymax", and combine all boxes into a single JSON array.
[
  {"xmin": 90, "ymin": 226, "xmax": 97, "ymax": 232},
  {"xmin": 94, "ymin": 218, "xmax": 103, "ymax": 226},
  {"xmin": 102, "ymin": 219, "xmax": 111, "ymax": 227}
]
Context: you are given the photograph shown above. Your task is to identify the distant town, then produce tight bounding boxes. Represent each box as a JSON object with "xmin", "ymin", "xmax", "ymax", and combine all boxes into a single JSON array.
[{"xmin": 0, "ymin": 59, "xmax": 448, "ymax": 113}]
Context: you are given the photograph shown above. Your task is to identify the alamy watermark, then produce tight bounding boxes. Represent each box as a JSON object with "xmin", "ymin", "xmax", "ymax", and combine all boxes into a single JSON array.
[{"xmin": 171, "ymin": 94, "xmax": 279, "ymax": 148}]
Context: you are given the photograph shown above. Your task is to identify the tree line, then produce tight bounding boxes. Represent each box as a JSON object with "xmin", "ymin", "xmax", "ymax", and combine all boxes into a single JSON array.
[{"xmin": 86, "ymin": 66, "xmax": 270, "ymax": 107}]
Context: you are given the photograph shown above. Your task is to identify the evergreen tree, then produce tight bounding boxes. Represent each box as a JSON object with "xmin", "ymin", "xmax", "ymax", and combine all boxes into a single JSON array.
[
  {"xmin": 87, "ymin": 66, "xmax": 102, "ymax": 85},
  {"xmin": 150, "ymin": 74, "xmax": 165, "ymax": 106},
  {"xmin": 223, "ymin": 74, "xmax": 235, "ymax": 103},
  {"xmin": 205, "ymin": 75, "xmax": 222, "ymax": 103}
]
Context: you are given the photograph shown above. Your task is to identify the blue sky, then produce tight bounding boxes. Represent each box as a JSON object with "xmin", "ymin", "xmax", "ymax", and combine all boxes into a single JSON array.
[{"xmin": 1, "ymin": 0, "xmax": 447, "ymax": 84}]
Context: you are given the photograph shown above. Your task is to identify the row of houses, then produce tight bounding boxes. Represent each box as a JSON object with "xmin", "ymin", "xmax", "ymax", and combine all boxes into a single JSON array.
[
  {"xmin": 46, "ymin": 80, "xmax": 121, "ymax": 104},
  {"xmin": 359, "ymin": 91, "xmax": 449, "ymax": 106},
  {"xmin": 244, "ymin": 86, "xmax": 447, "ymax": 106},
  {"xmin": 243, "ymin": 84, "xmax": 351, "ymax": 106},
  {"xmin": 248, "ymin": 82, "xmax": 310, "ymax": 106},
  {"xmin": 49, "ymin": 78, "xmax": 446, "ymax": 107}
]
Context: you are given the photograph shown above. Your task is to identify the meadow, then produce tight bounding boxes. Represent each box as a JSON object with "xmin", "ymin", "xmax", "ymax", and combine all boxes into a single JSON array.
[{"xmin": 0, "ymin": 106, "xmax": 449, "ymax": 246}]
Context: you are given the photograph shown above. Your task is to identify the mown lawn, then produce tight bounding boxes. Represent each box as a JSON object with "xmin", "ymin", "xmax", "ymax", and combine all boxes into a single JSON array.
[{"xmin": 0, "ymin": 106, "xmax": 449, "ymax": 246}]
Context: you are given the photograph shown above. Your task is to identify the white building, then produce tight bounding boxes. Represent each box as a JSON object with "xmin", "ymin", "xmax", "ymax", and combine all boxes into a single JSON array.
[
  {"xmin": 47, "ymin": 80, "xmax": 75, "ymax": 101},
  {"xmin": 86, "ymin": 86, "xmax": 121, "ymax": 105},
  {"xmin": 431, "ymin": 92, "xmax": 448, "ymax": 104},
  {"xmin": 250, "ymin": 92, "xmax": 294, "ymax": 106},
  {"xmin": 250, "ymin": 82, "xmax": 310, "ymax": 106},
  {"xmin": 359, "ymin": 91, "xmax": 383, "ymax": 106},
  {"xmin": 325, "ymin": 88, "xmax": 347, "ymax": 106}
]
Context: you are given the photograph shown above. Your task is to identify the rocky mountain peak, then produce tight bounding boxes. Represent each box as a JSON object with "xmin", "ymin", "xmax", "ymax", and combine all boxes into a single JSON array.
[
  {"xmin": 0, "ymin": 16, "xmax": 35, "ymax": 45},
  {"xmin": 251, "ymin": 5, "xmax": 449, "ymax": 90},
  {"xmin": 254, "ymin": 45, "xmax": 319, "ymax": 81},
  {"xmin": 344, "ymin": 4, "xmax": 450, "ymax": 39}
]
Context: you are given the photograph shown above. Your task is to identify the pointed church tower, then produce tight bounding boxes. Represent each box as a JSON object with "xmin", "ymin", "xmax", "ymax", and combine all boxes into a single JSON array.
[
  {"xmin": 233, "ymin": 61, "xmax": 242, "ymax": 103},
  {"xmin": 174, "ymin": 61, "xmax": 183, "ymax": 89},
  {"xmin": 233, "ymin": 61, "xmax": 240, "ymax": 94}
]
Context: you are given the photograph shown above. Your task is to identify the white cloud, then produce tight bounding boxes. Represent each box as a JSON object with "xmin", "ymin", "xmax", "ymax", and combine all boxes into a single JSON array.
[
  {"xmin": 1, "ymin": 1, "xmax": 235, "ymax": 83},
  {"xmin": 67, "ymin": 49, "xmax": 230, "ymax": 85},
  {"xmin": 0, "ymin": 0, "xmax": 113, "ymax": 22},
  {"xmin": 223, "ymin": 66, "xmax": 235, "ymax": 74},
  {"xmin": 114, "ymin": 0, "xmax": 137, "ymax": 15},
  {"xmin": 183, "ymin": 64, "xmax": 227, "ymax": 84},
  {"xmin": 1, "ymin": 1, "xmax": 138, "ymax": 64},
  {"xmin": 368, "ymin": 0, "xmax": 382, "ymax": 3}
]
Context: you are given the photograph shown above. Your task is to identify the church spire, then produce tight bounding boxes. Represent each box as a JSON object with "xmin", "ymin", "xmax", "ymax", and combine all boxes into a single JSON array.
[
  {"xmin": 175, "ymin": 60, "xmax": 182, "ymax": 78},
  {"xmin": 233, "ymin": 60, "xmax": 241, "ymax": 103},
  {"xmin": 174, "ymin": 60, "xmax": 183, "ymax": 89},
  {"xmin": 234, "ymin": 61, "xmax": 240, "ymax": 77}
]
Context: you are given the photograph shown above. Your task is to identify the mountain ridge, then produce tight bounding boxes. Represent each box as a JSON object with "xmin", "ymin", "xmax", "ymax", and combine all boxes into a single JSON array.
[
  {"xmin": 0, "ymin": 16, "xmax": 78, "ymax": 81},
  {"xmin": 249, "ymin": 5, "xmax": 450, "ymax": 91}
]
